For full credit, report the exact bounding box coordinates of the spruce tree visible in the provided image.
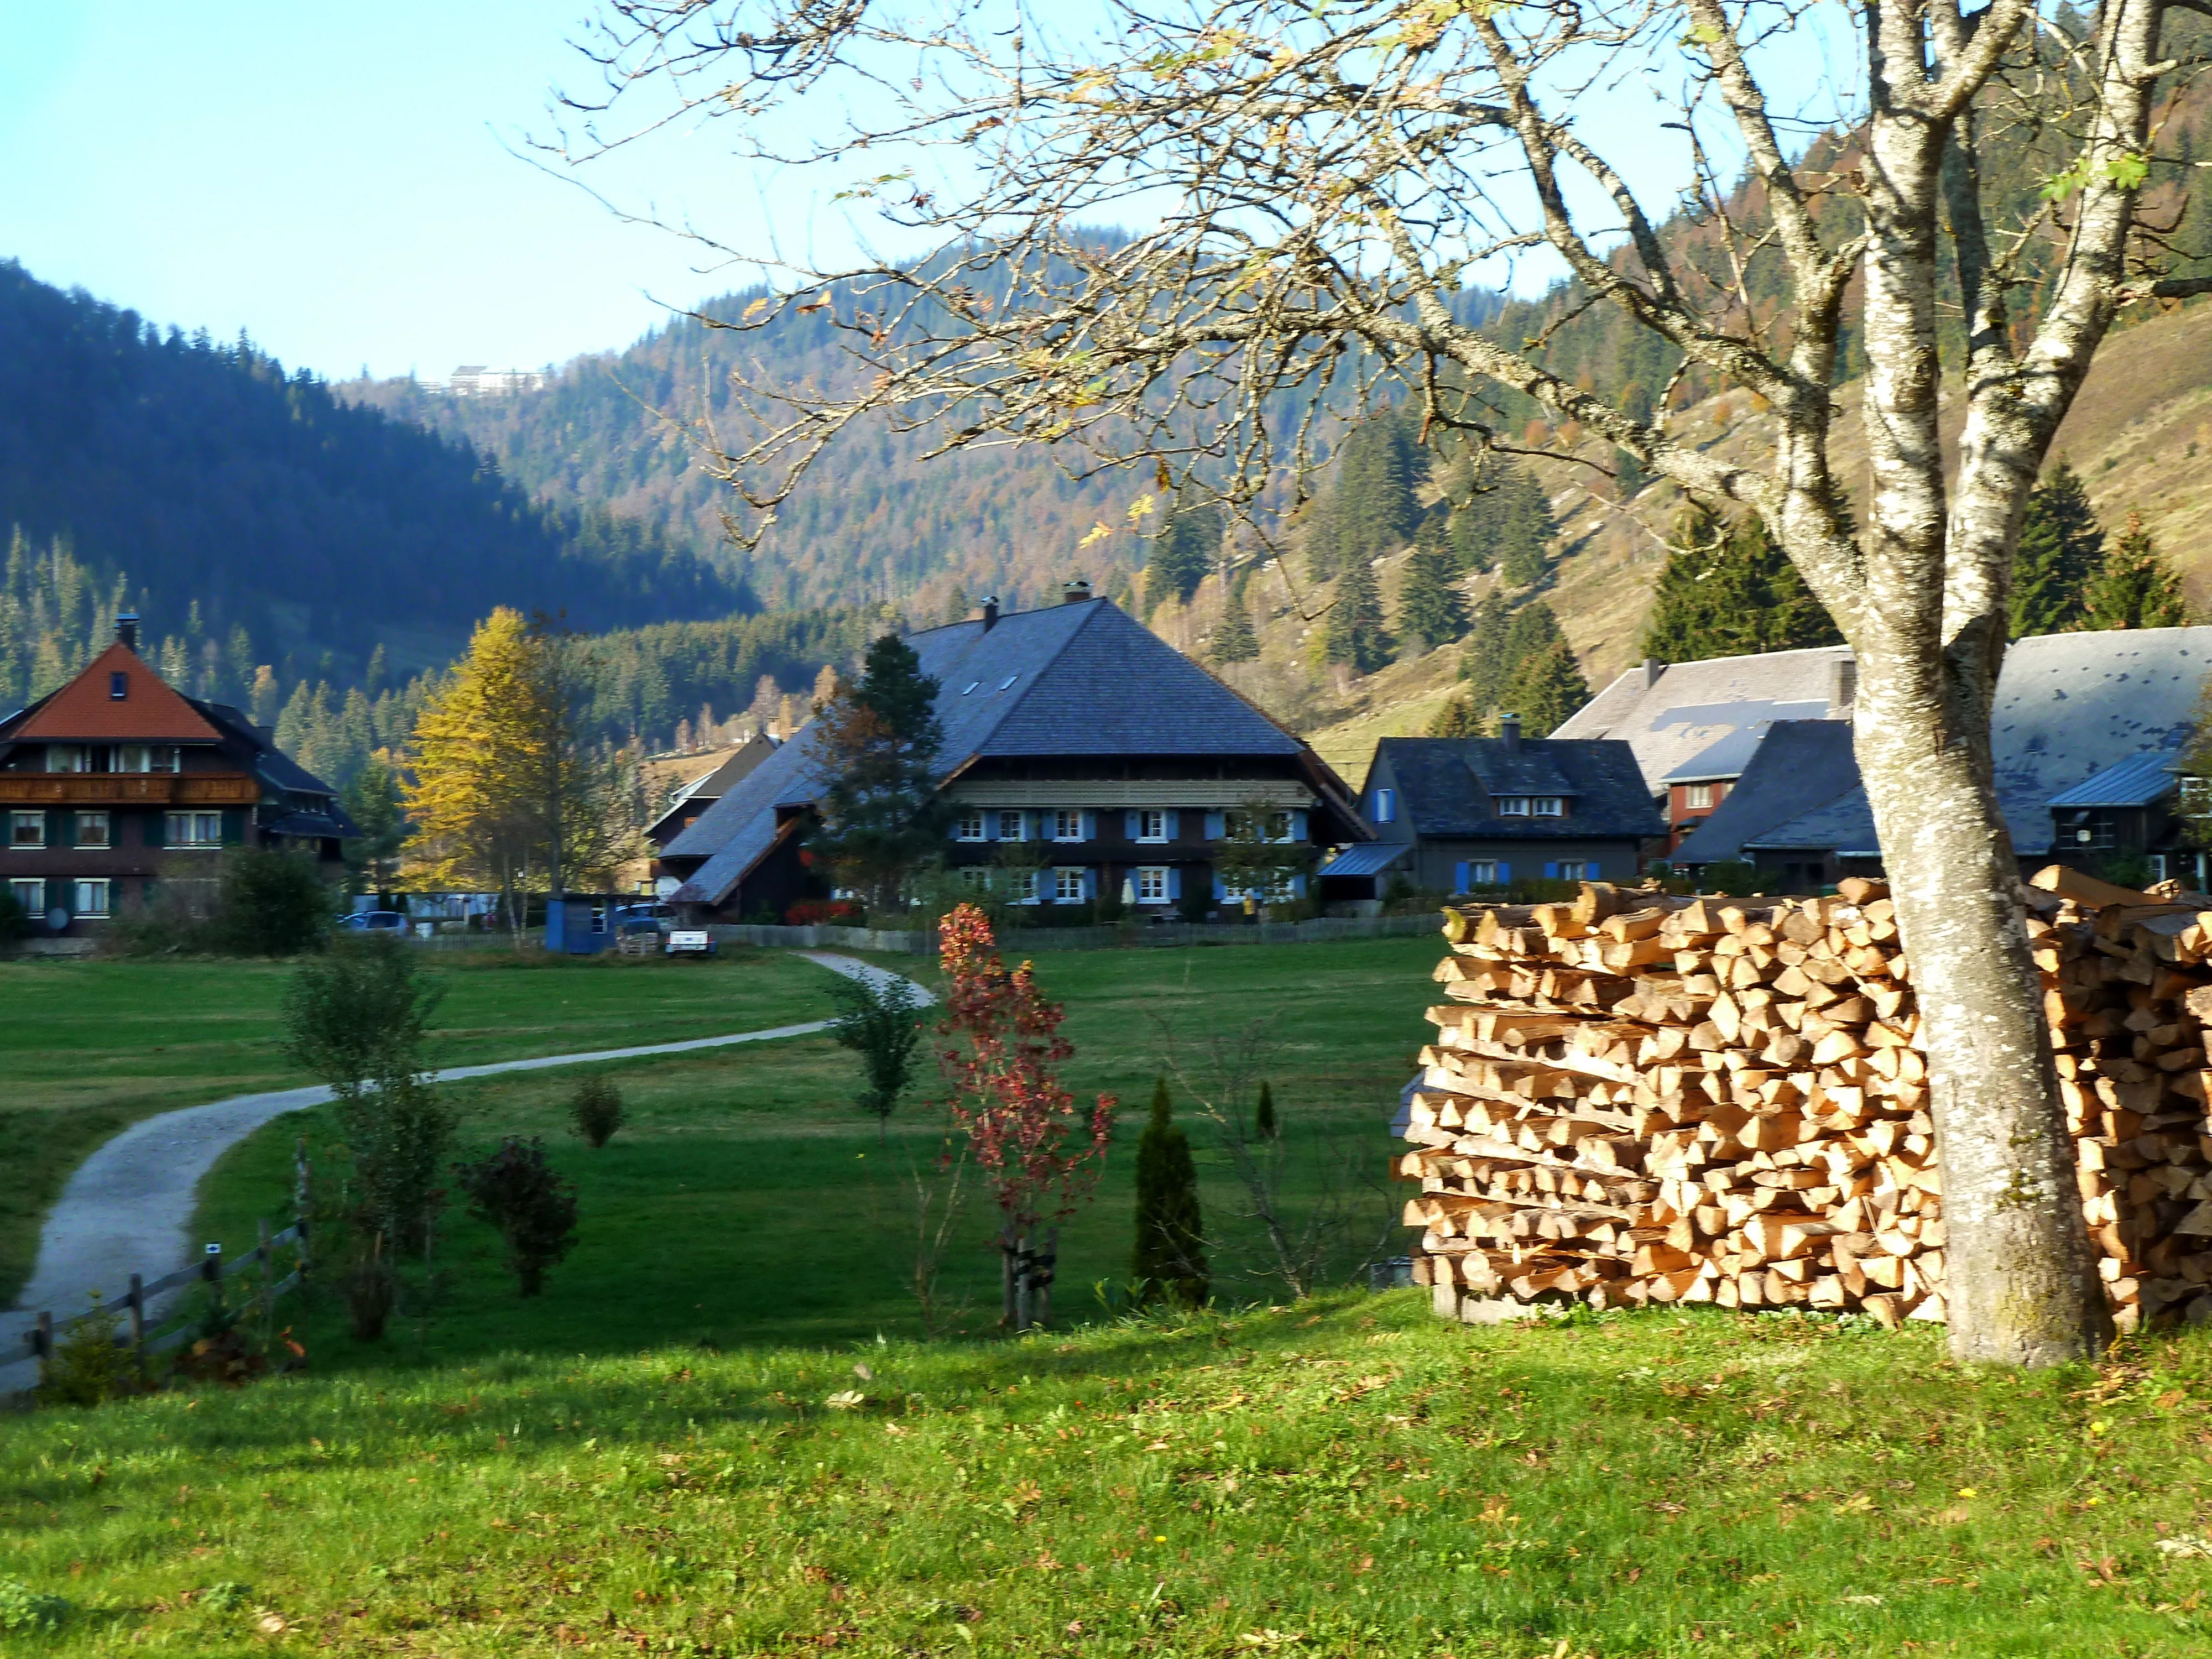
[810,632,950,910]
[1145,496,1221,612]
[1428,694,1482,736]
[1501,638,1591,734]
[1496,469,1557,587]
[1640,504,1841,661]
[1254,1080,1278,1141]
[1324,553,1393,673]
[1131,1077,1208,1307]
[1458,591,1516,717]
[2081,514,2189,629]
[1397,530,1472,650]
[1212,570,1259,663]
[2010,462,2105,638]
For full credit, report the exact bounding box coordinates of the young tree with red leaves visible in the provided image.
[935,903,1115,1331]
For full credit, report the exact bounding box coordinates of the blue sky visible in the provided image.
[0,1,867,381]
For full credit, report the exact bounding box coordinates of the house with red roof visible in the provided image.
[0,615,356,940]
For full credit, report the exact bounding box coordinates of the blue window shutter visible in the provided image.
[46,878,67,917]
[1204,811,1224,840]
[1292,874,1307,898]
[1544,862,1558,879]
[1291,810,1307,842]
[984,813,1000,842]
[1167,867,1182,900]
[1124,810,1140,839]
[1082,811,1096,841]
[1213,874,1227,901]
[1164,810,1179,839]
[1455,861,1469,893]
[1084,868,1098,901]
[1498,860,1511,883]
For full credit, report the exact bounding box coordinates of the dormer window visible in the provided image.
[1495,795,1530,816]
[109,672,129,701]
[1532,796,1565,817]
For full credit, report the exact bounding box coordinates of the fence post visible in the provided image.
[33,1311,52,1384]
[127,1272,145,1371]
[257,1218,273,1328]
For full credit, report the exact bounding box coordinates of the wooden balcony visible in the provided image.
[0,773,259,806]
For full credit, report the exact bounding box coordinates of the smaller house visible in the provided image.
[1352,717,1665,895]
[643,734,779,867]
[2048,751,2198,884]
[0,615,356,938]
[1671,721,1863,888]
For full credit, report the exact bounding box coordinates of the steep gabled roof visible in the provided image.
[1552,644,1854,792]
[1370,736,1665,842]
[668,598,1331,907]
[9,643,224,743]
[1673,722,1861,864]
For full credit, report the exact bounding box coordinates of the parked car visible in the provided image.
[665,928,718,957]
[341,910,408,932]
[613,902,679,933]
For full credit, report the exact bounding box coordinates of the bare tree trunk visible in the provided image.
[1854,710,2112,1363]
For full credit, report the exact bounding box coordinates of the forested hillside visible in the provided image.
[0,261,749,709]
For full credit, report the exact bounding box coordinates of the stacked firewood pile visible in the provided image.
[1401,873,2212,1332]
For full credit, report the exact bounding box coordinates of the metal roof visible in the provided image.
[1319,841,1412,878]
[1552,644,1854,791]
[2046,748,2182,808]
[1662,725,1774,785]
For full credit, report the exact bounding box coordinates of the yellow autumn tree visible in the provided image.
[402,609,641,935]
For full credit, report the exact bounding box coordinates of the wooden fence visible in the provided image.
[708,911,1449,956]
[20,1217,309,1383]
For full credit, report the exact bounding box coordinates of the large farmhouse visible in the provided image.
[0,617,355,938]
[660,587,1368,921]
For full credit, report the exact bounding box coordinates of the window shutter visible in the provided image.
[1164,810,1179,839]
[1204,811,1225,840]
[1167,866,1182,900]
[1498,860,1511,883]
[143,809,164,849]
[1082,811,1097,841]
[1213,873,1227,901]
[1543,862,1558,879]
[222,809,247,846]
[984,812,1000,842]
[1292,874,1307,898]
[1454,861,1470,893]
[1125,811,1140,840]
[46,877,69,917]
[53,810,72,849]
[1291,810,1307,842]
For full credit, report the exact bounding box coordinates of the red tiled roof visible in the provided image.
[14,643,225,743]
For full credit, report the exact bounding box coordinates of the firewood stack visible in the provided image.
[1401,871,2212,1333]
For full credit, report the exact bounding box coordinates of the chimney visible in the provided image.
[1501,712,1522,750]
[1061,577,1093,604]
[1830,655,1858,717]
[116,613,140,652]
[1642,656,1662,688]
[980,595,1000,632]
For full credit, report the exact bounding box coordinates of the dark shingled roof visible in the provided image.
[1370,736,1665,842]
[669,597,1338,907]
[1673,722,1861,865]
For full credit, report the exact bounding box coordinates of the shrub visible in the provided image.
[343,1238,397,1341]
[0,1579,70,1634]
[36,1296,145,1407]
[572,1076,627,1148]
[216,846,336,954]
[0,885,30,942]
[1255,1080,1279,1141]
[827,971,924,1140]
[786,899,864,926]
[1131,1078,1208,1308]
[455,1138,579,1297]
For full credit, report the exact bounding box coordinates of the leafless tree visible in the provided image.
[562,0,2212,1364]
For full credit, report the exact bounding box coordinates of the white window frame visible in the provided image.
[1009,869,1040,905]
[1370,787,1396,824]
[958,865,992,891]
[1052,865,1087,902]
[9,811,44,849]
[1685,784,1714,810]
[1135,865,1169,903]
[8,878,43,914]
[1532,796,1566,818]
[1135,809,1168,843]
[1051,809,1086,843]
[1556,860,1592,882]
[118,744,180,774]
[72,878,111,918]
[954,808,987,842]
[1469,860,1500,885]
[45,745,87,774]
[1494,796,1531,817]
[165,810,223,848]
[996,810,1026,842]
[75,810,111,849]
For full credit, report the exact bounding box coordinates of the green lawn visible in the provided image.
[7,1296,2212,1656]
[188,936,1443,1360]
[12,934,2212,1655]
[0,947,836,1307]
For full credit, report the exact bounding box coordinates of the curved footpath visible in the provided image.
[1,952,927,1396]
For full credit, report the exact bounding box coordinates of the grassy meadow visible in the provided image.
[0,947,836,1308]
[13,932,2212,1655]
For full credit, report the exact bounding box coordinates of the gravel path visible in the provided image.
[1,951,927,1395]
